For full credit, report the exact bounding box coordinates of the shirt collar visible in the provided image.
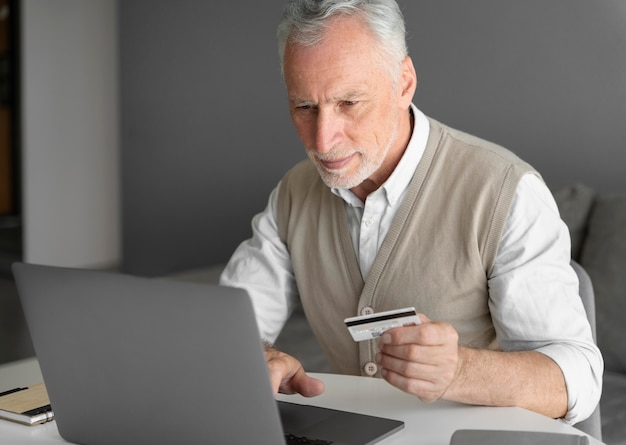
[332,103,430,208]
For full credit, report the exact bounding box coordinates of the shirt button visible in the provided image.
[360,306,374,316]
[363,362,378,376]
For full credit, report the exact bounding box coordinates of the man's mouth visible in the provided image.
[320,153,356,171]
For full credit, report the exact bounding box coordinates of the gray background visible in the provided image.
[120,0,626,276]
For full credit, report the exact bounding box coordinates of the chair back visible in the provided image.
[570,260,602,440]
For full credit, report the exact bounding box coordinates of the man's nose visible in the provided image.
[314,109,343,154]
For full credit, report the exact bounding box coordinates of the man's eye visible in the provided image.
[341,101,357,107]
[296,104,315,111]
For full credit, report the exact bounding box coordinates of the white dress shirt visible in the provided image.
[220,105,603,424]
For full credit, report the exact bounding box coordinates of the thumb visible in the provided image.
[287,368,325,397]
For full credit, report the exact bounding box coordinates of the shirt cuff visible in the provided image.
[535,342,603,424]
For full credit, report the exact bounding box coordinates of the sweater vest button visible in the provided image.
[360,306,374,316]
[363,362,378,376]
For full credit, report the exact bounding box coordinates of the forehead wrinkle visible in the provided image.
[289,86,370,106]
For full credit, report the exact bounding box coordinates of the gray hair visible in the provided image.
[277,0,408,78]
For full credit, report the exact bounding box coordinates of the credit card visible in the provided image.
[344,307,420,342]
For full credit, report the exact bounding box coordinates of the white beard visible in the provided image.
[306,116,399,190]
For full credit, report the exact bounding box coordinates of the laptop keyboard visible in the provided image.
[284,433,333,445]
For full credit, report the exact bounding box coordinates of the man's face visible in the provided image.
[283,16,412,193]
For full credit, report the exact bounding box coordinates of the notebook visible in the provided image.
[12,263,404,445]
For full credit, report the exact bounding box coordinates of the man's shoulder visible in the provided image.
[428,118,537,174]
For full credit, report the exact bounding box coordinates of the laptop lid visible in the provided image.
[13,262,285,444]
[12,263,404,445]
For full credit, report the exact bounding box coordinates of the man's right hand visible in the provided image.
[264,344,325,397]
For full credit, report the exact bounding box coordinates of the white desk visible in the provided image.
[1,357,605,445]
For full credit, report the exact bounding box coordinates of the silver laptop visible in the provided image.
[12,263,404,445]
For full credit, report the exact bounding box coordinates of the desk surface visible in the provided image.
[0,357,604,445]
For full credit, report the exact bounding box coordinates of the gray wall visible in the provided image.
[403,1,626,193]
[120,1,303,275]
[120,0,626,276]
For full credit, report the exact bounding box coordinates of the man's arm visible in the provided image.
[220,185,323,397]
[450,346,567,418]
[488,175,602,422]
[378,175,602,422]
[376,318,568,418]
[220,184,298,343]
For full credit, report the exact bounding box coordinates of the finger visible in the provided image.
[376,349,435,377]
[417,313,431,323]
[380,320,457,348]
[265,348,298,394]
[378,340,459,376]
[376,350,454,403]
[376,344,459,403]
[266,350,325,397]
[380,367,444,403]
[267,356,292,395]
[288,368,325,397]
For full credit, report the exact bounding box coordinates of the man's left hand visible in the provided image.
[375,314,461,402]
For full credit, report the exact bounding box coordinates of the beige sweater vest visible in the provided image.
[277,118,539,376]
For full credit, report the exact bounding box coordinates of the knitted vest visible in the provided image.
[277,118,539,376]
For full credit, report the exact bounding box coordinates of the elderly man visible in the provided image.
[220,0,602,424]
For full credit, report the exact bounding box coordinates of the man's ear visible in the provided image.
[398,56,418,108]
